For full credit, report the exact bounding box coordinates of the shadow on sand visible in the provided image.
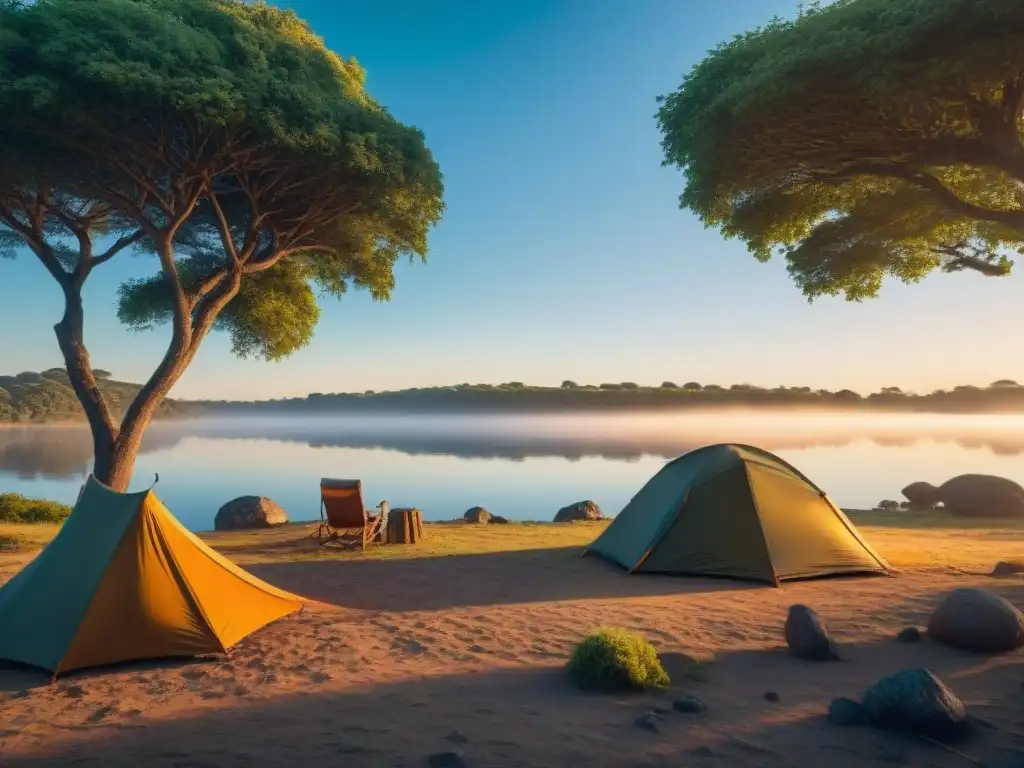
[5,629,1024,768]
[244,546,772,611]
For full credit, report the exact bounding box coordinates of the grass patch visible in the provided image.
[844,507,1024,530]
[0,493,73,524]
[0,533,36,553]
[208,520,611,564]
[567,628,670,692]
[1,513,1021,576]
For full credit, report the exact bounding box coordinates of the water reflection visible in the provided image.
[153,412,1024,460]
[7,413,1024,475]
[4,412,1024,531]
[0,426,184,479]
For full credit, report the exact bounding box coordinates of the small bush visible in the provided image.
[566,628,670,691]
[0,493,73,523]
[0,534,27,552]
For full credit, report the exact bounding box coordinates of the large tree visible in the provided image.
[656,0,1024,300]
[0,0,444,490]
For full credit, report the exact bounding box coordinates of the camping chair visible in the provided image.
[317,478,387,550]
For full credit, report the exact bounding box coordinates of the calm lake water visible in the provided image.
[5,411,1024,532]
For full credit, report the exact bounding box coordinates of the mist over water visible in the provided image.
[4,410,1024,531]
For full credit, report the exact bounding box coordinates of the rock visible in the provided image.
[428,751,468,768]
[860,668,971,742]
[214,496,289,530]
[489,515,509,524]
[937,474,1024,518]
[991,560,1024,577]
[554,500,604,522]
[463,506,491,524]
[927,587,1024,653]
[764,691,780,703]
[901,481,941,508]
[827,696,870,726]
[635,711,661,731]
[896,627,923,643]
[784,604,840,661]
[672,695,707,714]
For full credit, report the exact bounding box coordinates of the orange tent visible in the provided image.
[0,475,302,675]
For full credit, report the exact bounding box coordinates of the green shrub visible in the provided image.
[0,493,73,523]
[0,533,27,552]
[566,628,670,691]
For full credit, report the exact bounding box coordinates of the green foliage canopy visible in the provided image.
[0,0,444,361]
[657,0,1024,300]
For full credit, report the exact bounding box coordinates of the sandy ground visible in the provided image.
[1,522,1024,767]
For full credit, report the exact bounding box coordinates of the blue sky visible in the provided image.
[3,0,1023,400]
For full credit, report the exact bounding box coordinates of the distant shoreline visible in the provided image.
[11,402,1024,427]
[8,371,1024,424]
[191,401,1024,417]
[188,381,1024,416]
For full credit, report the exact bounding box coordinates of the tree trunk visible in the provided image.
[53,281,192,492]
[53,285,123,488]
[53,236,242,493]
[91,436,138,493]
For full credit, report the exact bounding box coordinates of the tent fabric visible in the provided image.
[0,476,302,675]
[586,443,890,585]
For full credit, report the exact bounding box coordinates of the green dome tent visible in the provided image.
[585,444,890,586]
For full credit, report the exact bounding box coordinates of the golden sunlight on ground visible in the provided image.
[1,516,1023,767]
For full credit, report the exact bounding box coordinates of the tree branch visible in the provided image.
[39,191,96,285]
[93,228,146,267]
[1001,75,1024,132]
[930,244,1011,277]
[204,188,241,266]
[0,196,71,286]
[114,268,242,468]
[831,162,1024,227]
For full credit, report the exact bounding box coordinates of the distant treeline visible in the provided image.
[193,379,1024,415]
[9,373,1024,423]
[0,369,191,424]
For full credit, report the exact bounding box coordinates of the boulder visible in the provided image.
[901,481,941,508]
[489,515,509,524]
[927,587,1024,653]
[784,604,839,661]
[635,711,661,731]
[860,668,971,742]
[827,697,870,727]
[896,627,923,643]
[463,506,491,524]
[214,496,289,531]
[991,560,1024,577]
[937,474,1024,518]
[553,500,604,522]
[672,695,707,714]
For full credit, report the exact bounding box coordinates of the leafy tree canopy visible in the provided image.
[0,0,444,487]
[0,0,443,357]
[657,0,1024,300]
